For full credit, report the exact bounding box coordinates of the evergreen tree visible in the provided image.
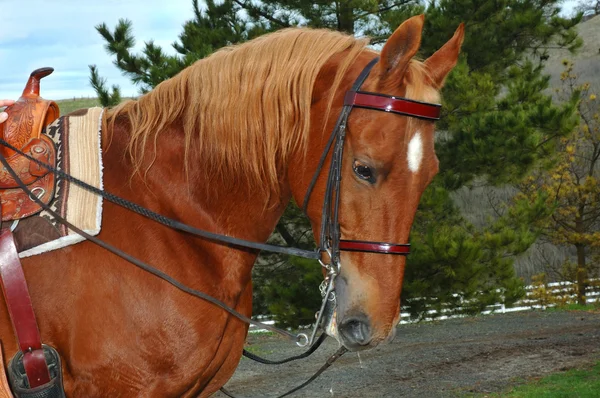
[234,0,423,34]
[89,65,122,106]
[89,0,263,105]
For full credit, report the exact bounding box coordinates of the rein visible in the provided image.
[0,55,443,396]
[220,346,348,398]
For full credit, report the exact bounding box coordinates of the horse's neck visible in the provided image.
[102,116,290,275]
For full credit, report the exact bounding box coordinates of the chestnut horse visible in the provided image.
[0,15,463,397]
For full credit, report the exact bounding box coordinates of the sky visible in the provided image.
[0,0,580,100]
[0,0,193,100]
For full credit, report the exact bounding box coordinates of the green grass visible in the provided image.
[480,362,600,398]
[56,97,101,116]
[545,302,600,312]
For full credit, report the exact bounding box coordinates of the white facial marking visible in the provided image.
[407,132,423,173]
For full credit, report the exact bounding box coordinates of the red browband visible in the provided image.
[345,91,441,121]
[339,240,410,255]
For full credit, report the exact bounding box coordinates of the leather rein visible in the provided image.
[0,56,442,397]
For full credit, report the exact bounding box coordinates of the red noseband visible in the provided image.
[339,240,410,255]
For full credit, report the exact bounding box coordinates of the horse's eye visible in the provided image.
[353,160,376,183]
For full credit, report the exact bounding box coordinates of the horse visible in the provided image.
[0,14,463,397]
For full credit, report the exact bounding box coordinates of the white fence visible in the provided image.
[250,279,600,332]
[399,279,600,324]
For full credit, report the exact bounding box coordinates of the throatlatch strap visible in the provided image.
[0,229,50,388]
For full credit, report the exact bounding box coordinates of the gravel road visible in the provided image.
[215,310,600,397]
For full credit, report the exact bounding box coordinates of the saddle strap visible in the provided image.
[0,229,50,388]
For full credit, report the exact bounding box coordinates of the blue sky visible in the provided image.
[1,0,192,100]
[0,0,579,100]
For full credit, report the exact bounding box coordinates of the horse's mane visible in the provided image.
[107,29,439,198]
[106,28,369,195]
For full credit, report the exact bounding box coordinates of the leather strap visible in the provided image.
[339,239,410,255]
[0,228,50,388]
[344,91,441,120]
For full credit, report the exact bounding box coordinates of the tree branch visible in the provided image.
[233,0,290,27]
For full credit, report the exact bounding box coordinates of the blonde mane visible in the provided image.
[107,28,370,194]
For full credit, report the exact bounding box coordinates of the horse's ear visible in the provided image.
[378,15,425,81]
[424,23,465,88]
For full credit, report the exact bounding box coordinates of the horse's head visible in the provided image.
[292,16,464,351]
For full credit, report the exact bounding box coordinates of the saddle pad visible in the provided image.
[13,107,104,258]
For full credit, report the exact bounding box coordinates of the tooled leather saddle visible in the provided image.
[0,67,58,222]
[0,69,65,397]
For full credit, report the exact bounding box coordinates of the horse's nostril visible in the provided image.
[339,315,371,347]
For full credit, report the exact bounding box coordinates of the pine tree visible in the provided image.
[234,0,423,34]
[89,0,263,105]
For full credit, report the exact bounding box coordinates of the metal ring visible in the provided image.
[296,333,309,348]
[29,187,45,201]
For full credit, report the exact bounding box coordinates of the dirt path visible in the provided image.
[215,310,600,397]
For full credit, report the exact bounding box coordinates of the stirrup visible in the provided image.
[7,345,66,398]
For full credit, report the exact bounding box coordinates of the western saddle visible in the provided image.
[0,69,63,398]
[0,67,58,222]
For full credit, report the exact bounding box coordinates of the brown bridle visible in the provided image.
[301,56,442,347]
[303,57,441,264]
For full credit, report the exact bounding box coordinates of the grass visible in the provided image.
[478,362,600,398]
[545,302,600,312]
[56,97,101,116]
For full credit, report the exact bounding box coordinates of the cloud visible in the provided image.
[0,0,192,100]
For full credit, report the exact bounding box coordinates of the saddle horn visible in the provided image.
[22,67,55,97]
[0,67,60,158]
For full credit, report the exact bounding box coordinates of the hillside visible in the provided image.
[545,14,600,88]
